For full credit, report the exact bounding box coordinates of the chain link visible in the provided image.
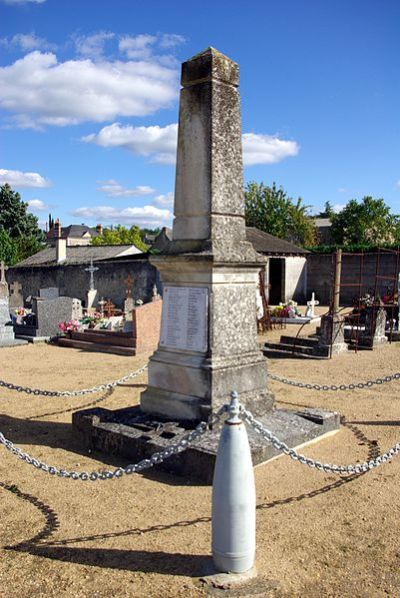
[268,371,400,392]
[0,406,227,481]
[0,364,148,398]
[241,406,400,475]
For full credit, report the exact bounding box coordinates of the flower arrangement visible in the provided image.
[58,319,80,334]
[80,311,103,326]
[272,301,302,318]
[14,307,27,316]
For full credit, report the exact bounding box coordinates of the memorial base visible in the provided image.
[72,405,340,484]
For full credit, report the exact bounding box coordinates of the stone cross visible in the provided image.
[0,261,8,284]
[85,259,99,291]
[124,274,134,297]
[306,292,319,318]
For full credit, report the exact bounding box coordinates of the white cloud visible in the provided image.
[27,198,50,211]
[1,0,46,4]
[98,179,155,198]
[159,34,186,49]
[118,33,185,60]
[396,180,400,188]
[242,133,299,165]
[0,50,178,128]
[71,205,172,228]
[72,31,115,60]
[0,168,52,187]
[83,123,178,164]
[153,192,174,207]
[119,34,157,60]
[83,123,299,167]
[1,32,54,52]
[332,204,346,213]
[338,187,349,193]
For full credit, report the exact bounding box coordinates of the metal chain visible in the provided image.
[0,406,227,481]
[268,371,400,392]
[0,364,148,398]
[241,406,400,475]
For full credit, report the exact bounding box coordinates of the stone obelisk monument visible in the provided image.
[74,47,339,482]
[140,48,273,422]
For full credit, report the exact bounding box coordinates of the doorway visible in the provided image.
[269,258,285,304]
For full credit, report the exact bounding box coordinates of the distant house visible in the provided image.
[46,219,103,246]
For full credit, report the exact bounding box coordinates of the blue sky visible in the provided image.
[1,0,399,231]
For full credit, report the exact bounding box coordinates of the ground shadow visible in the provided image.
[346,419,400,427]
[11,543,210,576]
[0,411,133,469]
[2,470,365,576]
[27,388,115,420]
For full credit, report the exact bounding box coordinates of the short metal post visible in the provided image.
[211,391,256,573]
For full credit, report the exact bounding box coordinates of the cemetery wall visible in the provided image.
[307,252,400,305]
[7,258,160,308]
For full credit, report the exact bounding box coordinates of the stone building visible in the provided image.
[7,240,159,309]
[7,224,309,309]
[245,227,309,304]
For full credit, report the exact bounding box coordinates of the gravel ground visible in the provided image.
[1,317,400,597]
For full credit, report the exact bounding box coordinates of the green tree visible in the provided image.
[244,181,316,246]
[330,196,399,245]
[315,201,335,219]
[0,183,45,265]
[91,224,148,252]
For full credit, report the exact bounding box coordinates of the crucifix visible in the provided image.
[124,274,134,297]
[0,261,8,284]
[85,259,99,291]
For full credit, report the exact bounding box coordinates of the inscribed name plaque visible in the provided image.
[160,286,208,352]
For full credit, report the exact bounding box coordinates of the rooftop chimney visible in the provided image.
[55,219,66,262]
[96,224,103,235]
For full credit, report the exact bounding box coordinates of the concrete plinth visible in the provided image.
[140,257,273,422]
[316,314,348,356]
[73,405,339,484]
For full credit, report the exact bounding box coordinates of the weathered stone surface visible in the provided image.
[141,257,271,421]
[172,48,260,263]
[33,296,82,337]
[39,287,59,299]
[73,405,340,484]
[316,314,348,356]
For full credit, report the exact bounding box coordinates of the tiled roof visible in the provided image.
[245,227,309,255]
[12,244,143,268]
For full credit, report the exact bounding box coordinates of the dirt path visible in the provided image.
[1,333,400,597]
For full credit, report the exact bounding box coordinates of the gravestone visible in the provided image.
[73,48,339,481]
[0,262,26,346]
[15,296,82,338]
[40,287,59,300]
[9,281,23,310]
[35,296,82,336]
